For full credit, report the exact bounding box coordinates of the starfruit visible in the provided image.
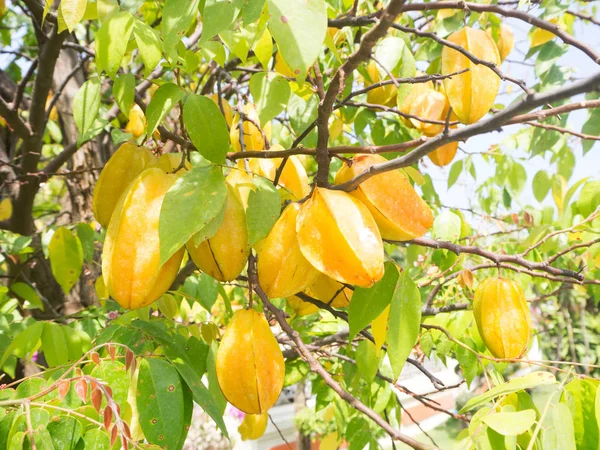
[244,145,311,201]
[226,166,256,210]
[335,154,433,241]
[428,141,458,167]
[296,187,384,287]
[257,203,320,298]
[488,23,514,62]
[152,153,191,174]
[286,295,319,316]
[187,185,250,282]
[473,277,532,359]
[230,104,272,152]
[530,18,564,49]
[208,93,233,126]
[216,309,285,414]
[365,60,398,107]
[239,413,268,441]
[307,273,352,308]
[46,92,59,122]
[102,168,185,309]
[442,27,500,124]
[409,89,450,137]
[125,104,147,138]
[398,76,434,121]
[92,142,155,228]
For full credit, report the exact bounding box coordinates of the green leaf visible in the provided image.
[582,109,600,154]
[95,11,134,78]
[448,159,463,189]
[145,83,184,139]
[41,322,69,367]
[387,272,421,379]
[460,372,557,413]
[159,166,227,265]
[578,181,600,218]
[553,403,577,450]
[48,227,83,294]
[564,378,600,449]
[267,0,327,80]
[533,170,551,202]
[455,338,478,388]
[79,429,111,450]
[253,29,273,70]
[355,340,379,383]
[348,262,399,339]
[198,42,226,68]
[192,201,226,246]
[47,416,82,450]
[131,321,228,437]
[162,0,200,56]
[535,42,567,77]
[133,20,163,75]
[201,0,244,42]
[206,342,227,414]
[246,177,281,245]
[433,210,461,242]
[250,73,291,126]
[182,95,230,163]
[373,36,406,78]
[138,358,186,450]
[10,282,43,310]
[508,163,526,195]
[242,0,265,23]
[481,410,536,436]
[0,322,43,368]
[75,222,95,263]
[58,0,87,32]
[73,77,101,136]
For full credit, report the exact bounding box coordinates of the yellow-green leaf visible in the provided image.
[48,227,84,294]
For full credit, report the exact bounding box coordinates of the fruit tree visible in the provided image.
[1,0,600,448]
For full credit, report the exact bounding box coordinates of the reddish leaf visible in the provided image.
[110,424,118,446]
[511,213,519,225]
[74,379,88,403]
[108,345,116,362]
[105,385,113,399]
[91,351,101,365]
[104,406,113,430]
[125,350,134,372]
[92,387,103,413]
[57,380,70,400]
[122,422,131,439]
[121,436,129,450]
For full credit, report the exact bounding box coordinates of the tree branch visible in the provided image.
[333,71,600,191]
[314,0,409,187]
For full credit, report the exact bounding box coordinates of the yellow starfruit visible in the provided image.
[187,185,250,282]
[296,187,384,287]
[335,154,433,241]
[257,203,320,298]
[442,27,501,124]
[216,309,285,414]
[102,168,185,309]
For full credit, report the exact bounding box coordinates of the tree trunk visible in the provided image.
[51,44,106,313]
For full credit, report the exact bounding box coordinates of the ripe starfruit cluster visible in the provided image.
[255,155,433,305]
[473,277,532,359]
[94,142,193,310]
